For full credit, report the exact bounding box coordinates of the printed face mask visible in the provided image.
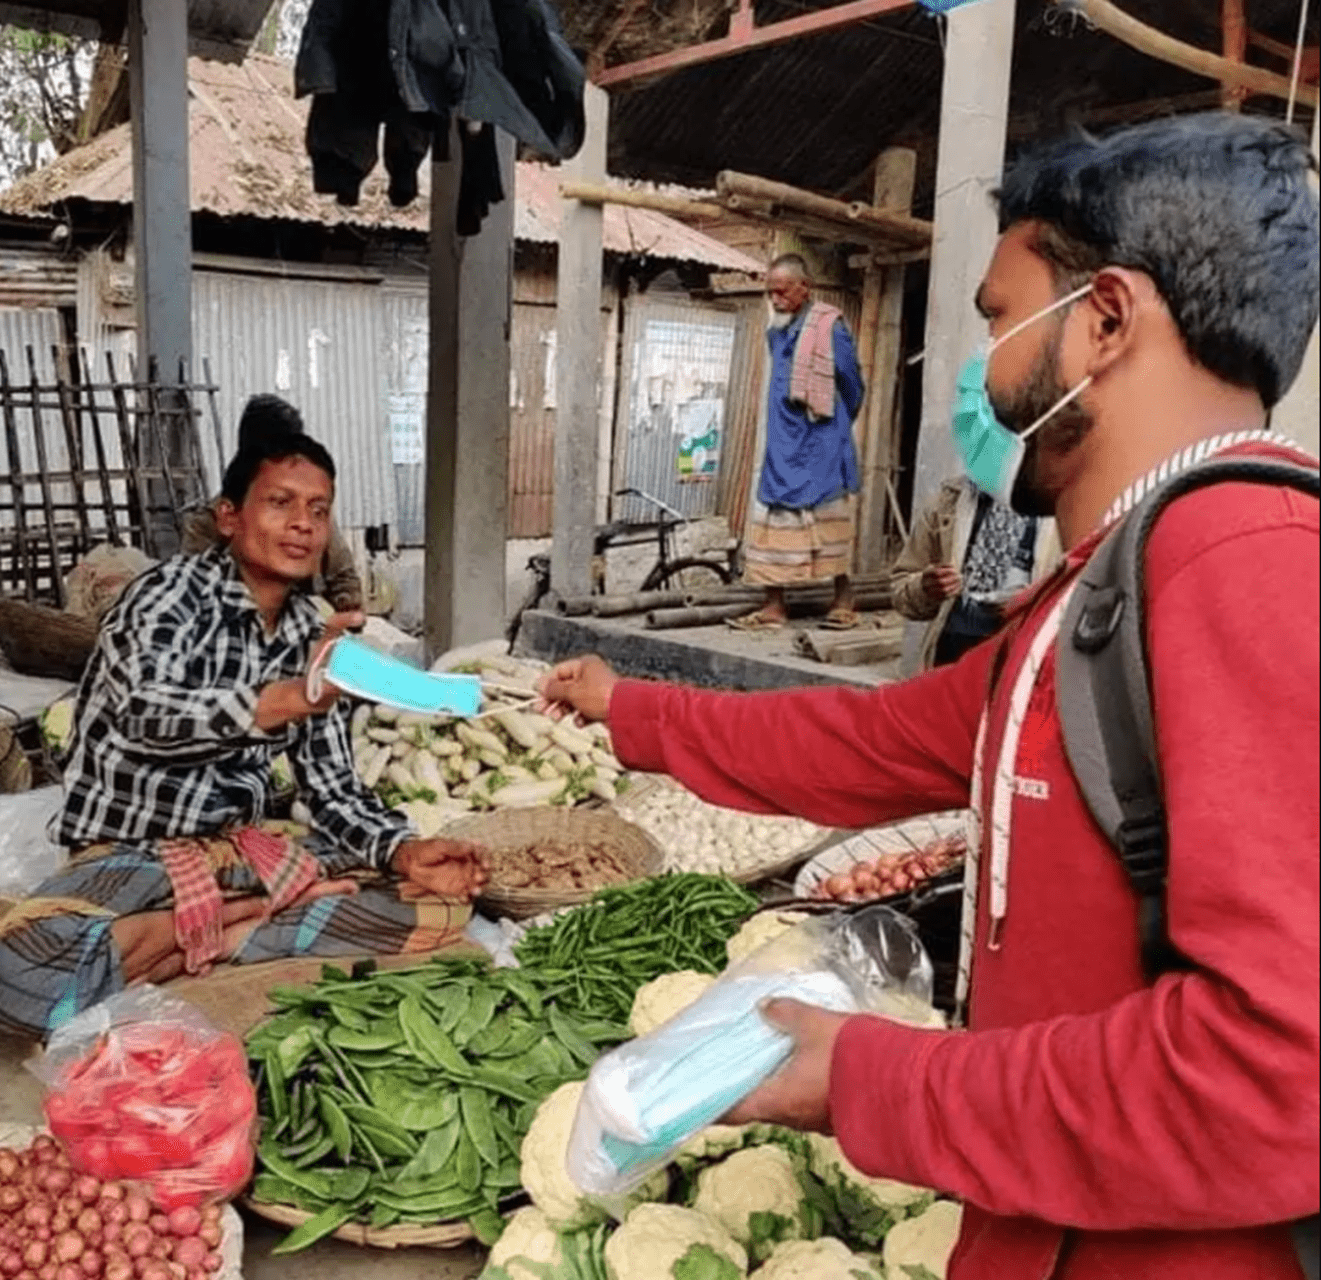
[952,283,1094,507]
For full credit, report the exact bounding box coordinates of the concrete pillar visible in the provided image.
[127,0,191,381]
[902,0,1015,674]
[1270,109,1319,456]
[424,129,515,661]
[551,83,609,600]
[912,0,1016,514]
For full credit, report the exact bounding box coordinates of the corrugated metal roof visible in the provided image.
[0,0,271,61]
[0,55,762,272]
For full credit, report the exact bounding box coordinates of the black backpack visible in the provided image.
[1056,455,1320,1279]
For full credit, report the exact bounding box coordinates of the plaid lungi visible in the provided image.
[743,493,857,586]
[0,823,468,1040]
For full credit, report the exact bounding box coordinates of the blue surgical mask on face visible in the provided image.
[952,284,1095,507]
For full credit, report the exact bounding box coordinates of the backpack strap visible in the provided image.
[1057,457,1320,979]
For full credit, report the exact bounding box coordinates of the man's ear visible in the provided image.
[1083,267,1144,377]
[214,497,240,540]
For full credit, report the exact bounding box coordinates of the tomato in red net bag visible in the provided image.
[28,987,257,1210]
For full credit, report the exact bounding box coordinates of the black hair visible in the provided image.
[997,112,1319,407]
[221,395,335,505]
[236,394,305,452]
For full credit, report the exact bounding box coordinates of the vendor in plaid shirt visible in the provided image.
[0,414,486,1039]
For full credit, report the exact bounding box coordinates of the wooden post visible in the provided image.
[424,128,516,660]
[904,0,1015,673]
[1270,110,1320,456]
[854,148,916,576]
[1220,0,1248,110]
[551,83,609,600]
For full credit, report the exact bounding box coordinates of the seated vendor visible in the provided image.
[0,422,486,1040]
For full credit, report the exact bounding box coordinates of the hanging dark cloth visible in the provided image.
[294,0,585,232]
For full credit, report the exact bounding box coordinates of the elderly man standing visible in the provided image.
[733,253,866,630]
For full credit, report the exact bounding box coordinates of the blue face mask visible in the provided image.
[952,284,1094,507]
[307,634,482,717]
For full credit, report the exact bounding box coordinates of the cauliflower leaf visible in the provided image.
[672,1243,744,1280]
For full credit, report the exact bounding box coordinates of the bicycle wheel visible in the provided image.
[642,556,732,593]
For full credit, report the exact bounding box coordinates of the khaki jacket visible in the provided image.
[890,478,1060,671]
[181,502,363,613]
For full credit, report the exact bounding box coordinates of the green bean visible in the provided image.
[271,1203,354,1255]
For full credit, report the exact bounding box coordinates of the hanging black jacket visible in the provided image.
[294,0,585,231]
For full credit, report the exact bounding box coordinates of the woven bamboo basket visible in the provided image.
[0,598,97,681]
[448,807,664,920]
[242,1197,477,1250]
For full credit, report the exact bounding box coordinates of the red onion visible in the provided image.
[144,1246,168,1265]
[51,1236,82,1265]
[78,1254,101,1279]
[144,1224,167,1245]
[104,1264,132,1280]
[192,1231,218,1255]
[56,1265,81,1280]
[166,1243,201,1273]
[122,1204,148,1231]
[21,1245,46,1271]
[199,1258,219,1275]
[48,1222,68,1240]
[162,1212,197,1242]
[73,1215,100,1241]
[73,1184,99,1211]
[2,1253,23,1277]
[37,1266,55,1280]
[21,1208,49,1231]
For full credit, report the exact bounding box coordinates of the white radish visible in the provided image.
[477,749,506,770]
[488,779,566,808]
[390,739,413,760]
[350,704,372,739]
[456,723,507,757]
[493,710,540,750]
[460,758,482,782]
[385,762,415,793]
[429,737,463,758]
[550,722,594,755]
[373,706,400,724]
[413,753,446,796]
[367,726,401,744]
[362,745,392,789]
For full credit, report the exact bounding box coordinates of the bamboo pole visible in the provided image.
[561,180,934,254]
[24,347,65,607]
[0,351,36,600]
[78,348,123,548]
[716,171,932,249]
[1058,0,1318,107]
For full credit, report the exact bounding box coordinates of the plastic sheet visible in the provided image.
[28,987,258,1209]
[567,906,937,1194]
[0,787,66,898]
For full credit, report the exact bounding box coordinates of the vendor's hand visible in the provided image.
[921,565,962,606]
[254,610,367,730]
[722,998,848,1134]
[535,655,618,724]
[392,838,489,900]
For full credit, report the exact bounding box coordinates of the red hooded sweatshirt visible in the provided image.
[607,441,1319,1279]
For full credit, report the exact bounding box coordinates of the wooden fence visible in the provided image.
[0,347,214,606]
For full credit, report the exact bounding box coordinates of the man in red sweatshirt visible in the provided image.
[538,113,1319,1279]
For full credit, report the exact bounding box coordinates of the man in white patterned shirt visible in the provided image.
[0,422,485,1039]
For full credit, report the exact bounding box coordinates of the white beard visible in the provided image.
[767,309,795,330]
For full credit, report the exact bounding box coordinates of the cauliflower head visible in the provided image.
[882,1200,962,1280]
[756,1238,883,1279]
[805,1135,934,1213]
[629,970,717,1037]
[485,1207,561,1280]
[520,1082,667,1231]
[692,1145,804,1249]
[677,1123,752,1164]
[604,1204,747,1280]
[724,912,808,966]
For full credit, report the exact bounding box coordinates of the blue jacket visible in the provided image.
[758,310,865,510]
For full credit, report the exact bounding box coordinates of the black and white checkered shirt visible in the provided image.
[57,546,411,869]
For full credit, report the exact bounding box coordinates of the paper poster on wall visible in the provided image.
[676,398,723,478]
[388,392,424,465]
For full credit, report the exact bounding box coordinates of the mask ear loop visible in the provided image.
[988,282,1094,354]
[305,635,338,705]
[1019,374,1094,442]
